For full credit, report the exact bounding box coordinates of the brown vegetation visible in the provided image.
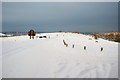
[84,32,120,43]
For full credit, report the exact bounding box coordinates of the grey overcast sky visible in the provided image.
[2,2,118,32]
[2,0,120,2]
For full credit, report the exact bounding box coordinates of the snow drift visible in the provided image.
[2,32,118,78]
[0,33,5,37]
[0,33,2,79]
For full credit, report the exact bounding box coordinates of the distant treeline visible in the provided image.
[2,32,27,36]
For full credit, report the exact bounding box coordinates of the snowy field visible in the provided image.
[1,32,118,78]
[0,37,2,79]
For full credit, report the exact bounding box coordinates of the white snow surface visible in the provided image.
[2,32,118,78]
[0,33,5,36]
[0,38,2,79]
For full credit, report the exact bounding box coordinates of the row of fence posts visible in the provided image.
[63,39,103,51]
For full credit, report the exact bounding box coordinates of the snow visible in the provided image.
[0,40,1,79]
[0,33,5,36]
[2,32,118,78]
[0,33,13,37]
[0,33,2,79]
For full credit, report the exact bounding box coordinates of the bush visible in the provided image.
[94,34,98,39]
[114,34,120,42]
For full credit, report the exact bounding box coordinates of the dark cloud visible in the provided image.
[2,2,118,32]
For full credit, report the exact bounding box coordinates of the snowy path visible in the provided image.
[2,33,118,78]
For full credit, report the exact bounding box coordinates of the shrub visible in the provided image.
[94,34,98,39]
[114,34,120,42]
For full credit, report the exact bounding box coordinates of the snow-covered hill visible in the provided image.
[2,32,118,78]
[0,33,5,37]
[0,33,13,37]
[0,33,2,79]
